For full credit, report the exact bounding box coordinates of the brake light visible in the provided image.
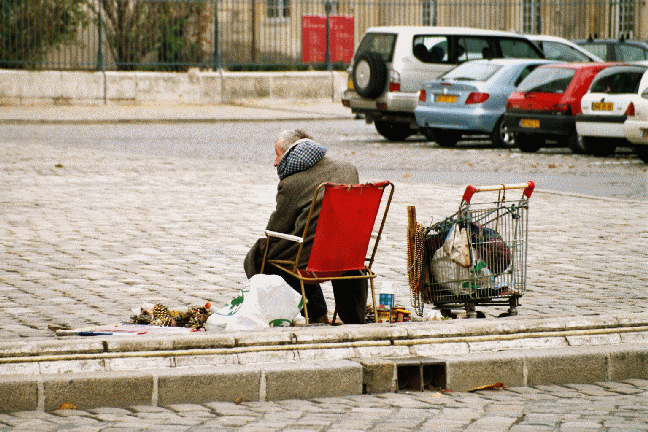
[419,90,426,102]
[389,70,401,92]
[505,101,513,110]
[553,103,572,115]
[626,102,635,116]
[465,92,489,104]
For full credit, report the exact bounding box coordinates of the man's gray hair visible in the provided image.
[276,129,312,152]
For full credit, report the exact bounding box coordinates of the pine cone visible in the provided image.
[131,309,152,324]
[153,303,171,320]
[152,316,176,327]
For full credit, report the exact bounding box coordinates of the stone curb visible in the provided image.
[0,113,353,125]
[1,343,648,413]
[2,312,646,360]
[1,313,648,412]
[0,101,354,124]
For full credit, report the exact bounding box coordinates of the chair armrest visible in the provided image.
[265,230,303,243]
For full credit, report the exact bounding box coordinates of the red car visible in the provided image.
[504,63,613,153]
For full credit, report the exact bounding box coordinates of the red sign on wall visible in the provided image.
[302,16,354,64]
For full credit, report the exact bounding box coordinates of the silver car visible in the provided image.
[414,59,557,147]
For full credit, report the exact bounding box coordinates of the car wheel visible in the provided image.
[352,52,387,99]
[434,129,461,147]
[490,116,514,147]
[515,134,543,153]
[563,131,586,154]
[582,136,617,157]
[635,146,648,163]
[421,127,435,141]
[374,120,414,141]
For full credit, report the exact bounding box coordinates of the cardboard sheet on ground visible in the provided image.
[206,274,302,331]
[55,324,197,336]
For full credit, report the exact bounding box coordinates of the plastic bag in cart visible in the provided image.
[444,224,471,268]
[431,225,495,296]
[469,223,511,274]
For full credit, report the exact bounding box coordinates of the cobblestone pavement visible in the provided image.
[2,380,648,431]
[2,105,648,425]
[1,135,648,339]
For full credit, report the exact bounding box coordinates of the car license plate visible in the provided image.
[520,119,540,128]
[436,94,457,103]
[592,102,613,111]
[642,129,648,139]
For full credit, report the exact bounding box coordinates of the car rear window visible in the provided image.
[516,67,575,93]
[412,36,449,63]
[590,70,647,94]
[615,44,648,61]
[500,39,543,59]
[540,41,593,62]
[456,37,494,62]
[578,43,607,60]
[442,63,502,81]
[356,33,397,63]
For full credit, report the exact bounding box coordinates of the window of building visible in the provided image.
[421,0,437,26]
[617,0,634,37]
[267,0,290,19]
[522,0,541,34]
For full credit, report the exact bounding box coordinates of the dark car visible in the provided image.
[574,36,648,62]
[504,63,612,153]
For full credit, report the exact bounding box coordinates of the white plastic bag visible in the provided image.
[443,224,471,268]
[432,227,495,296]
[205,274,303,331]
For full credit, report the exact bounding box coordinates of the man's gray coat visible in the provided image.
[244,156,359,277]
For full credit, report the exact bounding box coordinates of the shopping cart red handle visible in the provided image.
[462,181,535,203]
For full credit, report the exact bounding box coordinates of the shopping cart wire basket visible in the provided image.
[407,181,534,318]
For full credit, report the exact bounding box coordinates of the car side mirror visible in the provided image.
[642,89,648,99]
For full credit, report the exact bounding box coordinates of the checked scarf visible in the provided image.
[276,139,327,180]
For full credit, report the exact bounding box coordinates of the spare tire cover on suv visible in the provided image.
[352,52,387,99]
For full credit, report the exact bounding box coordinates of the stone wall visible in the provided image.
[0,69,347,106]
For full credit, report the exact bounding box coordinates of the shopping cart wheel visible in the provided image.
[465,302,477,318]
[506,295,521,316]
[440,308,457,319]
[497,296,522,317]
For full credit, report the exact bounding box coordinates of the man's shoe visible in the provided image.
[309,314,331,325]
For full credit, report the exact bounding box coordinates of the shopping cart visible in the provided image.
[407,181,534,318]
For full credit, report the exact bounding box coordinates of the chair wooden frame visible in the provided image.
[260,181,394,324]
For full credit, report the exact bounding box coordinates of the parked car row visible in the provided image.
[341,26,648,163]
[416,60,648,163]
[342,26,547,141]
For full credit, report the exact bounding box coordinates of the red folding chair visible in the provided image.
[260,181,394,324]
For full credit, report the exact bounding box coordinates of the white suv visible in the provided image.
[341,26,544,141]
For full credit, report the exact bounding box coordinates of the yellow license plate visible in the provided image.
[520,119,540,128]
[436,94,457,103]
[592,102,613,111]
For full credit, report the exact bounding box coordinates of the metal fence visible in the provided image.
[0,0,641,71]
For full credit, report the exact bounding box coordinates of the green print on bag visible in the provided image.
[219,285,249,316]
